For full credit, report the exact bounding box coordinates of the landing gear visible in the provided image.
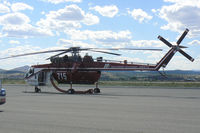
[94,88,100,93]
[93,82,100,94]
[67,89,75,94]
[67,82,75,94]
[35,86,41,93]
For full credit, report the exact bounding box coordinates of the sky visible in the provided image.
[0,0,200,70]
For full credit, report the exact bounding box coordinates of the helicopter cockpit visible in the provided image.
[25,67,34,78]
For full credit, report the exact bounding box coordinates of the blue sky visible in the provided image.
[0,0,200,70]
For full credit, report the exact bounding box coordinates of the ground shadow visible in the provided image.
[22,91,99,95]
[22,91,64,95]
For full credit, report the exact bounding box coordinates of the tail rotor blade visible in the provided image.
[158,36,173,48]
[179,49,194,62]
[177,28,189,45]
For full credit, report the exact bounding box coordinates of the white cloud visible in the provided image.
[9,40,20,44]
[11,2,34,12]
[0,12,30,25]
[128,9,153,23]
[131,40,164,48]
[37,18,81,31]
[37,5,99,31]
[151,9,157,13]
[0,45,50,69]
[43,0,82,4]
[2,24,54,38]
[0,45,39,60]
[2,1,11,7]
[90,5,118,18]
[82,13,99,25]
[0,4,10,13]
[65,29,132,44]
[48,5,84,21]
[158,0,200,37]
[188,40,200,46]
[57,39,95,48]
[0,12,53,38]
[163,0,200,5]
[166,55,199,70]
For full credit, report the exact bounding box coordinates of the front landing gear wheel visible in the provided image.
[67,89,75,94]
[35,86,41,93]
[94,88,100,93]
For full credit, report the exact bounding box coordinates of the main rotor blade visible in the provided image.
[158,35,173,48]
[177,29,189,45]
[46,51,70,60]
[0,49,68,60]
[120,48,162,51]
[79,48,92,51]
[95,48,162,51]
[179,49,194,62]
[88,50,121,56]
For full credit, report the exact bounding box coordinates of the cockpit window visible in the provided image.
[25,67,34,78]
[28,68,34,74]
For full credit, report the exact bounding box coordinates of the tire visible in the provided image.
[94,88,100,93]
[68,89,75,94]
[35,87,41,93]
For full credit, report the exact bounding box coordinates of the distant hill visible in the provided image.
[0,69,5,72]
[0,66,30,79]
[10,65,30,73]
[100,70,200,81]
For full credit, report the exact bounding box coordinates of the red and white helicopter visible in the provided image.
[0,29,194,94]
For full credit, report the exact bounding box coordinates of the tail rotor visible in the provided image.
[158,28,194,62]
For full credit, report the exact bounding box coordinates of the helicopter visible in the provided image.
[0,29,194,94]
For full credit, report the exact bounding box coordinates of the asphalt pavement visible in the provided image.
[0,84,200,133]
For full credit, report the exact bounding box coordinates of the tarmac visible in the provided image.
[0,84,200,133]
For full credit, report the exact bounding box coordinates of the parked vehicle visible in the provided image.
[0,80,6,105]
[0,88,6,105]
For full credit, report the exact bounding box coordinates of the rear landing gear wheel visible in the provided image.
[67,89,75,94]
[94,82,100,93]
[94,88,100,93]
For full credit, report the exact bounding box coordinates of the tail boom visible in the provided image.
[155,48,176,70]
